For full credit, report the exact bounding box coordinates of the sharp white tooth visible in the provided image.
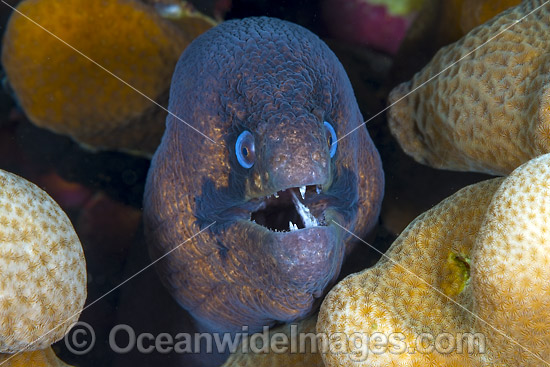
[300,186,306,200]
[291,190,319,228]
[316,185,321,194]
[289,221,298,231]
[274,192,279,198]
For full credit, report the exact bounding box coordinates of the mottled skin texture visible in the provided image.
[144,17,384,332]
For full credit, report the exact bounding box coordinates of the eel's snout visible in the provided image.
[263,124,331,190]
[267,150,329,189]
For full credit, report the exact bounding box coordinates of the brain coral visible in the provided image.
[1,0,210,156]
[317,152,550,366]
[0,169,86,353]
[388,0,550,175]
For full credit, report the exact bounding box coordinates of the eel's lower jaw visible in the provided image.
[247,185,330,234]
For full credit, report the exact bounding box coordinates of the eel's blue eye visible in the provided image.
[235,130,255,168]
[324,121,337,158]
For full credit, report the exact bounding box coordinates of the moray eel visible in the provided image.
[143,16,384,332]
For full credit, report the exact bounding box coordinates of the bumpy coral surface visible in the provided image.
[1,0,202,156]
[318,152,550,366]
[222,315,323,367]
[0,169,86,352]
[472,153,550,365]
[0,347,71,367]
[388,0,550,175]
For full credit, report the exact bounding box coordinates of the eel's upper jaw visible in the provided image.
[248,184,330,233]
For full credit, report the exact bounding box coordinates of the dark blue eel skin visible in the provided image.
[143,17,384,332]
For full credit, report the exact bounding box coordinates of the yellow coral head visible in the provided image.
[0,170,86,353]
[318,152,550,366]
[1,0,191,156]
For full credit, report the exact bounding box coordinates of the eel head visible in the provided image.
[144,16,384,332]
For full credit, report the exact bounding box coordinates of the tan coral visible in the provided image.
[222,315,324,367]
[0,347,72,367]
[388,0,550,175]
[1,0,214,157]
[0,169,86,353]
[317,152,550,366]
[472,153,550,364]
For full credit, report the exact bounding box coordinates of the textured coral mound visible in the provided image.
[1,0,211,156]
[0,347,72,367]
[318,152,550,366]
[0,169,86,352]
[388,0,550,175]
[222,315,323,367]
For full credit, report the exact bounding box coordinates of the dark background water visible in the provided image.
[0,0,492,366]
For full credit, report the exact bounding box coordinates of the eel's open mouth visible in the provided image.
[250,185,328,232]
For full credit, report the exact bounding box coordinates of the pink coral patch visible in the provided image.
[322,0,414,54]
